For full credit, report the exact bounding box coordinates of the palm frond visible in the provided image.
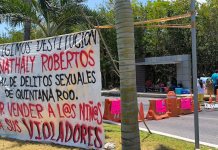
[0,0,92,37]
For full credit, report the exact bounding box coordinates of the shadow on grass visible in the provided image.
[0,141,24,150]
[105,129,114,132]
[155,144,175,150]
[141,133,151,142]
[0,136,82,150]
[105,129,120,133]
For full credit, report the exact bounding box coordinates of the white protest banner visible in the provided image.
[0,29,104,149]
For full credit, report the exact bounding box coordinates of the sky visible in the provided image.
[0,0,206,35]
[86,0,206,9]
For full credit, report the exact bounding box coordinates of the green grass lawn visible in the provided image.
[104,123,215,150]
[0,123,216,150]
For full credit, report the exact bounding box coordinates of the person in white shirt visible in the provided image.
[197,79,204,105]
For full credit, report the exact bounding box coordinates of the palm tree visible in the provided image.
[114,0,141,149]
[0,0,89,38]
[23,0,31,40]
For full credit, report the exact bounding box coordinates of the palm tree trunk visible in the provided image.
[114,0,141,149]
[23,19,31,41]
[23,0,31,41]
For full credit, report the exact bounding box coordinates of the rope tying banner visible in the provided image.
[95,13,192,29]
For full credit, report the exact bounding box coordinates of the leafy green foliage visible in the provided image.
[197,0,218,75]
[0,0,91,37]
[96,0,218,88]
[0,29,23,44]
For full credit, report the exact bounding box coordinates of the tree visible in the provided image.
[0,29,23,44]
[23,0,31,40]
[0,0,89,38]
[114,0,140,149]
[197,0,218,74]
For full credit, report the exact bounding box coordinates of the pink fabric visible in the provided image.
[181,98,191,110]
[111,99,121,114]
[156,99,167,113]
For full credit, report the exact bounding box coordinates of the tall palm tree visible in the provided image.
[0,0,88,38]
[114,0,141,149]
[23,0,31,40]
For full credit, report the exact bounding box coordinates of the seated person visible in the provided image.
[169,77,177,91]
[206,78,214,95]
[145,80,153,92]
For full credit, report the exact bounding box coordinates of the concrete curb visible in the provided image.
[139,128,218,149]
[103,120,218,149]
